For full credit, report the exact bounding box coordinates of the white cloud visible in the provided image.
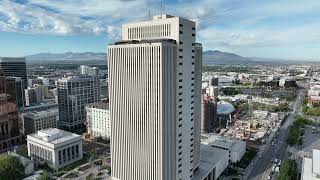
[0,0,320,51]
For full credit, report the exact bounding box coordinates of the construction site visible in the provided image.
[201,77,288,146]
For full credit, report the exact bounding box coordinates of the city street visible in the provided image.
[246,90,304,180]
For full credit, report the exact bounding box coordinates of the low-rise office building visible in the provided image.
[23,109,58,135]
[201,134,246,163]
[27,128,83,168]
[86,102,110,139]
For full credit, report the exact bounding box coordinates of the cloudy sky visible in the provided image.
[0,0,319,59]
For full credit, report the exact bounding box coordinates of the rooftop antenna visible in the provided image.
[161,0,165,15]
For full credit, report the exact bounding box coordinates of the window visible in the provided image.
[191,95,194,98]
[190,144,194,147]
[180,24,183,27]
[179,56,183,59]
[179,86,182,89]
[190,160,193,164]
[179,111,182,114]
[179,105,182,108]
[178,164,182,168]
[179,92,182,95]
[190,169,193,172]
[179,79,182,82]
[191,83,194,86]
[191,71,195,74]
[191,127,194,130]
[179,152,182,155]
[178,170,182,173]
[179,118,182,121]
[192,56,195,59]
[191,77,194,80]
[192,62,195,65]
[179,49,183,52]
[192,50,195,52]
[192,27,195,30]
[191,113,194,116]
[179,133,182,137]
[179,99,182,102]
[191,107,194,110]
[179,158,182,161]
[192,43,195,46]
[178,124,182,127]
[179,139,182,143]
[190,138,194,141]
[179,145,182,149]
[192,33,195,36]
[179,72,183,76]
[191,119,194,122]
[180,41,183,44]
[179,31,183,34]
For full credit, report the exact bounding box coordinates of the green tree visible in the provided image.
[0,155,25,180]
[16,144,28,157]
[278,159,297,180]
[39,171,50,180]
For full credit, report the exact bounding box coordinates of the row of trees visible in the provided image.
[278,159,297,180]
[252,102,289,112]
[286,116,313,146]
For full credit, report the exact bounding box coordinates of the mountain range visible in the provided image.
[25,50,302,64]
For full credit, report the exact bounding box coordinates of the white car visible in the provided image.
[275,167,280,173]
[267,175,271,180]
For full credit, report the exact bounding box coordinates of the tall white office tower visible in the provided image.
[108,14,202,180]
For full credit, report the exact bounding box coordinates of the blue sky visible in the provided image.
[0,0,320,59]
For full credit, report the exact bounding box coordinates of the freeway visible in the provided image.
[246,90,304,180]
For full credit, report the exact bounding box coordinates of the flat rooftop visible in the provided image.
[112,39,176,46]
[86,102,109,110]
[193,144,229,180]
[23,108,58,119]
[201,134,245,151]
[28,128,80,144]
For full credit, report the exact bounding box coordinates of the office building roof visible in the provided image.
[28,128,80,144]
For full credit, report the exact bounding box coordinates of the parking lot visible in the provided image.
[301,125,320,155]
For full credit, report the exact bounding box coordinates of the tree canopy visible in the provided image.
[0,155,25,180]
[278,159,297,180]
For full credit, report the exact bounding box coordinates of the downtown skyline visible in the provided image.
[0,0,320,59]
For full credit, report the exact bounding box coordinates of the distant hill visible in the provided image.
[203,50,254,65]
[26,52,106,62]
[25,51,314,65]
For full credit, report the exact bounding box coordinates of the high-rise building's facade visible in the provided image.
[0,57,27,89]
[0,57,27,108]
[109,14,202,180]
[0,70,22,152]
[57,76,100,133]
[23,108,58,135]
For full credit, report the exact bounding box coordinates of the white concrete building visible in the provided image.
[27,128,83,168]
[23,108,58,135]
[302,149,320,180]
[86,102,110,138]
[109,14,202,180]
